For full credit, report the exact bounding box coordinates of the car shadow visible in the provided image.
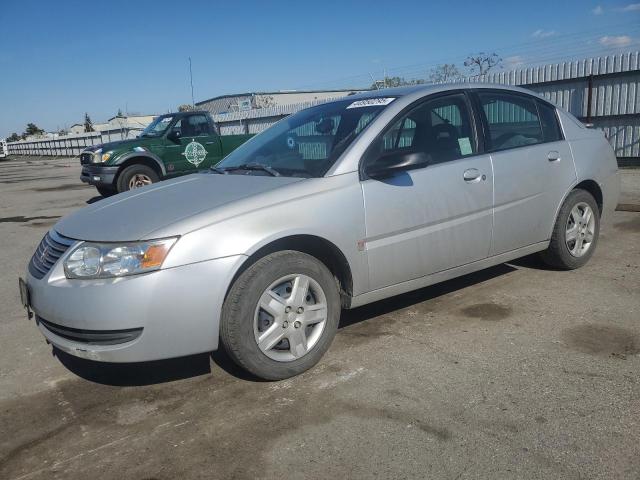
[54,263,517,386]
[53,348,213,386]
[339,263,516,329]
[507,252,561,271]
[86,195,105,204]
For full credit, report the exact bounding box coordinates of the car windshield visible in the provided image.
[216,98,395,177]
[139,116,174,138]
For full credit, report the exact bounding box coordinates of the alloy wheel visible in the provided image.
[565,202,595,257]
[128,174,153,189]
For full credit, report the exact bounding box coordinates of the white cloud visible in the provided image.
[592,5,604,14]
[532,29,556,38]
[599,35,633,47]
[504,55,525,69]
[620,3,640,11]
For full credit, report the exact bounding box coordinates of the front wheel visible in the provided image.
[540,188,600,269]
[220,251,341,380]
[116,164,159,193]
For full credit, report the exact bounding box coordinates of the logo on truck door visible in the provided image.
[182,140,207,167]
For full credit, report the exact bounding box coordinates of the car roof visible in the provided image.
[158,110,210,118]
[346,82,538,100]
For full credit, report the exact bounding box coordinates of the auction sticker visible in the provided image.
[346,98,395,109]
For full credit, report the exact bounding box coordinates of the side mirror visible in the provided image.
[167,130,181,142]
[365,151,430,178]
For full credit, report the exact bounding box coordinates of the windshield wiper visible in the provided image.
[219,163,281,177]
[210,166,228,174]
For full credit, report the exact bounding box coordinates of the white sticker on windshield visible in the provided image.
[346,97,395,109]
[458,137,473,155]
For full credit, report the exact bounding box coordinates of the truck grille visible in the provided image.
[29,231,76,279]
[80,152,94,165]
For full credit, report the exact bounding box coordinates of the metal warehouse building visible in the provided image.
[195,90,362,115]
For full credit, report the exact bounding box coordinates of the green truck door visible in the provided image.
[164,114,222,174]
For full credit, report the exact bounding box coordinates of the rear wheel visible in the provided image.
[540,189,600,269]
[220,251,340,380]
[116,164,159,193]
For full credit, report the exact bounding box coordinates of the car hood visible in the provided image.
[82,137,159,155]
[55,174,304,241]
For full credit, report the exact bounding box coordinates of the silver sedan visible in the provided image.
[21,84,619,380]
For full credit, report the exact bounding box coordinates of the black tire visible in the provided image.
[116,164,159,193]
[96,186,115,197]
[540,188,600,270]
[220,251,341,380]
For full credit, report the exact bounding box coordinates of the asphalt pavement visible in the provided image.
[0,157,638,479]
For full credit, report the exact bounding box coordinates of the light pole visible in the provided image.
[189,57,195,107]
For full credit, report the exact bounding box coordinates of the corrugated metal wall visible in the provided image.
[6,128,144,156]
[215,51,640,160]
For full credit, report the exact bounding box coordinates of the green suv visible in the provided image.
[80,111,253,195]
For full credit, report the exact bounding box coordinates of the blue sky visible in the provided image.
[0,0,638,137]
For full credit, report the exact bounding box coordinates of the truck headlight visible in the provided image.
[101,151,112,162]
[64,238,178,279]
[90,148,102,163]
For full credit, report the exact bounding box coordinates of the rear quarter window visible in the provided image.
[537,101,563,142]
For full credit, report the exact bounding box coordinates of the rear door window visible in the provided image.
[477,91,543,151]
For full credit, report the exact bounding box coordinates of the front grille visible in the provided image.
[38,317,143,345]
[29,231,76,279]
[80,152,94,165]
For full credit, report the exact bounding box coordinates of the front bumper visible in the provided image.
[26,252,246,362]
[80,164,119,188]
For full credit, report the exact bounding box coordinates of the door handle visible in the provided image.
[548,151,561,162]
[463,168,484,183]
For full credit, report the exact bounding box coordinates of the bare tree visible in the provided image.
[178,104,195,112]
[429,64,463,83]
[464,52,502,77]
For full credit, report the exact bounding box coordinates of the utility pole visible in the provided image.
[189,57,195,107]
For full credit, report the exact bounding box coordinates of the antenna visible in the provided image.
[189,57,195,107]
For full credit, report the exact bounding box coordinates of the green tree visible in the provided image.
[6,132,21,142]
[24,123,44,136]
[84,113,94,133]
[116,108,124,117]
[371,76,425,89]
[429,64,464,83]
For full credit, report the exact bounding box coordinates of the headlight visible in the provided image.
[101,151,112,162]
[64,238,178,279]
[91,148,102,163]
